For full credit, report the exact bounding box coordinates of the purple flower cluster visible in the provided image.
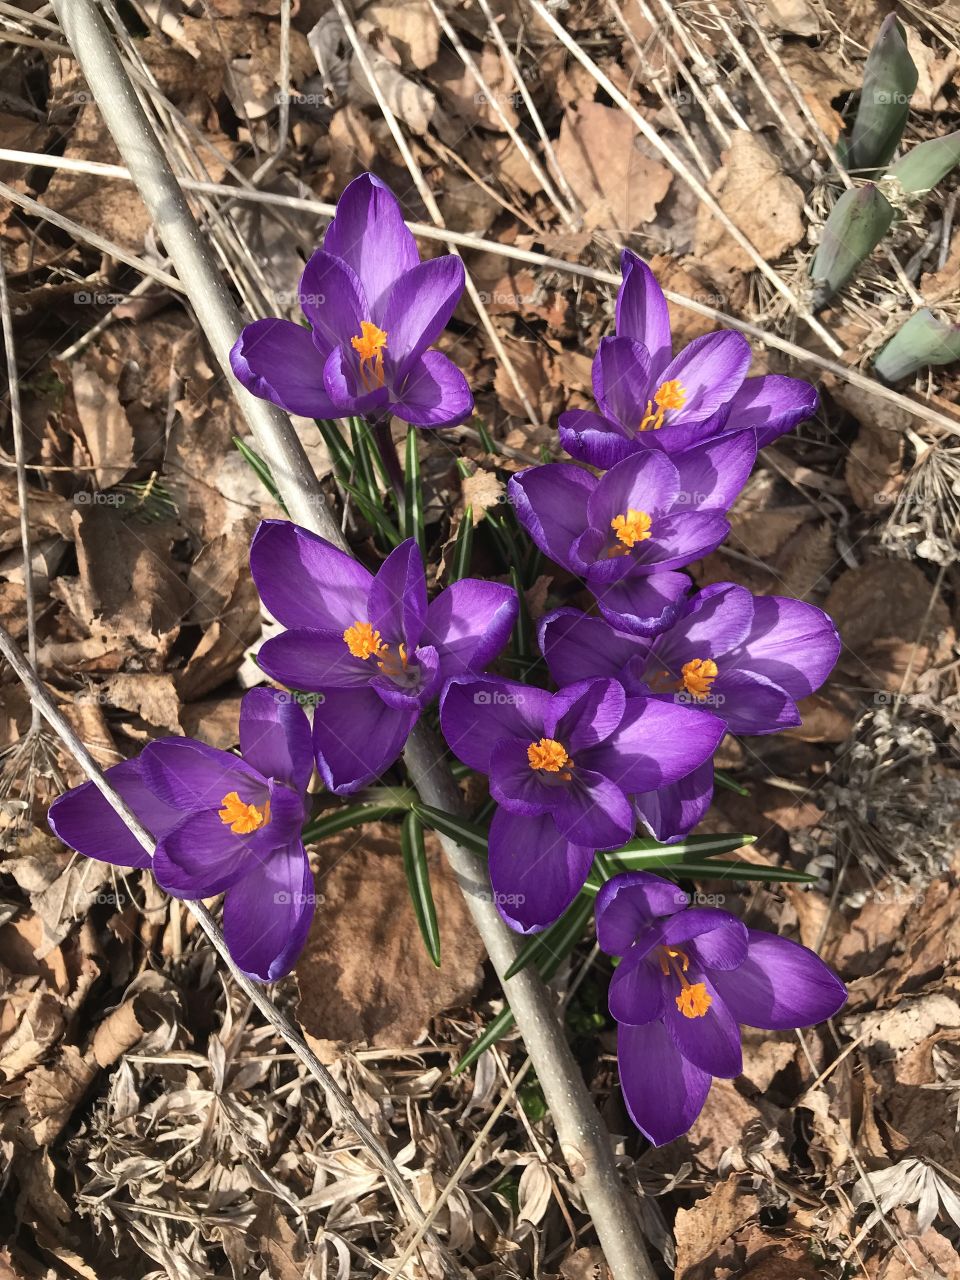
[47,172,846,1144]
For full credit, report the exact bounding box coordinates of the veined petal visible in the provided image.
[391,350,473,428]
[239,687,313,795]
[153,808,266,898]
[439,676,550,773]
[710,669,799,735]
[322,173,420,315]
[488,738,559,816]
[551,768,634,848]
[48,758,178,869]
[726,374,819,449]
[507,464,595,571]
[608,943,666,1025]
[425,579,518,678]
[710,929,847,1030]
[735,596,840,700]
[369,539,428,650]
[587,449,681,529]
[628,512,731,573]
[616,250,673,380]
[670,432,757,512]
[250,519,373,631]
[634,758,715,845]
[322,343,390,417]
[595,871,690,956]
[539,608,648,687]
[312,686,417,794]
[656,330,751,423]
[141,738,264,812]
[487,807,595,934]
[547,678,626,751]
[651,582,754,672]
[222,841,315,981]
[665,971,743,1078]
[592,568,692,637]
[558,409,638,470]
[230,319,338,419]
[380,256,466,378]
[592,336,652,431]
[257,629,373,692]
[297,250,367,352]
[618,1019,712,1146]
[583,696,724,793]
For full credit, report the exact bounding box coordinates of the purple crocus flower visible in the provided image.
[230,173,472,427]
[48,689,315,982]
[539,584,840,842]
[250,520,518,794]
[508,436,755,635]
[597,872,846,1145]
[558,251,818,468]
[439,675,724,933]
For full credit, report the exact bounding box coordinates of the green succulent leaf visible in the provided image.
[887,130,960,195]
[809,184,895,308]
[846,14,918,174]
[874,308,960,381]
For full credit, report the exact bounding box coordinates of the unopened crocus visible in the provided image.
[596,871,846,1145]
[558,251,818,467]
[439,676,724,933]
[508,436,755,635]
[48,689,315,981]
[538,582,841,735]
[250,520,518,793]
[230,173,472,427]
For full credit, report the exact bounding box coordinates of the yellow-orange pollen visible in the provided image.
[351,320,388,390]
[343,620,409,679]
[610,508,653,551]
[679,657,718,700]
[638,379,687,432]
[527,737,574,780]
[656,945,712,1019]
[218,791,270,835]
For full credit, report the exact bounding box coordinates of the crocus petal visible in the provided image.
[595,871,689,956]
[222,842,315,981]
[230,319,339,419]
[547,678,627,752]
[670,433,756,512]
[616,250,673,380]
[311,686,417,793]
[618,1019,712,1146]
[736,596,840,700]
[488,807,595,933]
[628,512,731,573]
[592,336,652,431]
[153,808,267,897]
[656,330,751,423]
[634,759,715,845]
[440,677,550,772]
[257,629,372,692]
[710,669,799,735]
[322,343,390,417]
[321,172,420,315]
[250,520,373,631]
[296,250,367,353]
[369,539,427,650]
[48,759,178,869]
[587,450,681,529]
[141,738,263,812]
[552,769,634,848]
[726,374,819,449]
[651,582,753,671]
[664,973,743,1078]
[507,464,595,571]
[391,351,473,428]
[239,687,313,794]
[558,409,639,470]
[539,608,647,687]
[370,643,441,710]
[380,256,466,378]
[658,905,749,962]
[608,944,665,1025]
[425,579,518,678]
[593,568,692,637]
[710,929,847,1030]
[585,697,724,794]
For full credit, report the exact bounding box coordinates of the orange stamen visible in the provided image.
[218,791,270,835]
[344,620,386,660]
[351,320,387,390]
[679,658,718,700]
[527,737,573,780]
[610,509,653,549]
[638,378,687,431]
[656,945,712,1019]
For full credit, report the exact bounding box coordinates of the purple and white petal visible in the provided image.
[312,686,418,793]
[250,520,373,632]
[710,929,847,1030]
[488,807,595,934]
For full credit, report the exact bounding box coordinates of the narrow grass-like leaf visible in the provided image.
[350,418,382,504]
[340,479,403,547]
[873,308,960,381]
[580,858,817,891]
[888,130,960,195]
[401,811,441,967]
[314,417,354,483]
[403,428,425,549]
[412,803,489,855]
[233,436,285,509]
[810,185,895,309]
[846,14,918,174]
[612,832,755,859]
[475,417,496,454]
[301,800,409,843]
[715,770,749,796]
[509,566,531,658]
[504,884,595,980]
[450,506,474,581]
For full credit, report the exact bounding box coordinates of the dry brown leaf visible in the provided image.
[695,132,805,276]
[296,823,485,1056]
[23,1043,98,1146]
[70,362,135,490]
[462,470,505,524]
[674,1176,759,1278]
[556,101,672,234]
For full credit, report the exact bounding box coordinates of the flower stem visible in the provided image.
[370,415,405,507]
